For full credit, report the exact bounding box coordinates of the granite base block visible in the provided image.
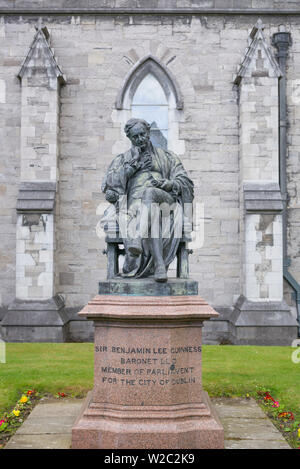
[72,390,224,449]
[71,292,224,449]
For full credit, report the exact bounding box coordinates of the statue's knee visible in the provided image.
[142,187,157,203]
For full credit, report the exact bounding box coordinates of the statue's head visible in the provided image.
[125,118,151,152]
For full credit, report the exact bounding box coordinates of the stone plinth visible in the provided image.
[1,295,68,342]
[98,277,199,296]
[71,293,224,449]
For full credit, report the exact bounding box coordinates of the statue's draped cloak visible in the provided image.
[101,144,194,278]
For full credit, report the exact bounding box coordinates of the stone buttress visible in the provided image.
[1,25,68,341]
[232,20,298,344]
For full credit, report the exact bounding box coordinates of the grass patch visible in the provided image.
[202,345,300,448]
[0,343,94,413]
[202,345,300,412]
[0,343,299,447]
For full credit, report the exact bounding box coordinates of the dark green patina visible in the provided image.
[99,278,198,296]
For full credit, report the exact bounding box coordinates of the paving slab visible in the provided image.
[221,417,285,440]
[15,415,79,435]
[212,397,291,449]
[224,439,291,449]
[4,397,82,449]
[212,397,267,419]
[4,434,72,450]
[4,396,291,449]
[29,399,83,417]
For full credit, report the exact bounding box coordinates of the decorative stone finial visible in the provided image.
[250,18,264,39]
[34,17,50,41]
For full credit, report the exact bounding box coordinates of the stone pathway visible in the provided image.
[4,396,290,449]
[213,397,290,449]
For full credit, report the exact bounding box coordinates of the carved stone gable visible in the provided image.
[18,26,66,87]
[234,19,282,85]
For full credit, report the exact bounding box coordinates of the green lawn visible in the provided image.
[0,343,94,413]
[0,343,299,420]
[202,345,300,417]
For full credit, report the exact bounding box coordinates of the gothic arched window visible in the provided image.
[115,55,184,154]
[131,74,168,149]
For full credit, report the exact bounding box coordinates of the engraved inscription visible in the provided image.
[95,345,201,387]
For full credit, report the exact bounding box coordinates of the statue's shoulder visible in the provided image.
[108,148,132,168]
[155,146,181,164]
[102,149,132,192]
[122,148,134,162]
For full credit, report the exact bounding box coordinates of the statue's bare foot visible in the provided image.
[154,265,167,282]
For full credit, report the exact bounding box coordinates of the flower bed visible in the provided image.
[0,389,40,449]
[0,389,71,449]
[256,389,300,449]
[0,385,299,449]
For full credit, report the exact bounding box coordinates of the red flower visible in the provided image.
[264,392,275,403]
[278,412,294,421]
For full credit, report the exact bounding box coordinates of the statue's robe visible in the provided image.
[101,143,194,278]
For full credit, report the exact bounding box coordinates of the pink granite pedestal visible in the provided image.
[71,295,224,449]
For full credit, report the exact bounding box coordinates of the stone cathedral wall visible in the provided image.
[0,1,299,342]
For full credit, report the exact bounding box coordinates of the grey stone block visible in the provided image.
[63,307,94,342]
[244,182,283,213]
[59,272,75,285]
[231,295,299,345]
[67,319,94,342]
[1,295,69,342]
[202,310,233,344]
[17,182,56,213]
[1,0,298,12]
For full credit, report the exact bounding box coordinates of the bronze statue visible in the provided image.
[101,118,194,282]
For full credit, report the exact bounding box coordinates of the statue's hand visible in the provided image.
[158,179,173,192]
[105,190,119,203]
[131,146,140,161]
[150,178,161,188]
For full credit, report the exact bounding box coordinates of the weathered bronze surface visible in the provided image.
[101,118,194,282]
[98,278,198,296]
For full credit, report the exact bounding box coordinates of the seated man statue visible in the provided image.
[101,118,194,282]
